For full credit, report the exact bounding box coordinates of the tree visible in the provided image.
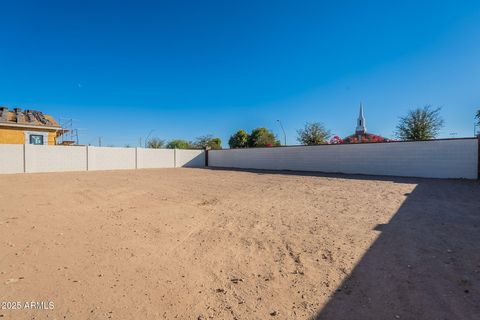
[343,133,388,144]
[228,130,249,148]
[248,128,280,147]
[297,122,331,145]
[193,135,222,149]
[146,137,165,149]
[329,136,344,144]
[476,110,480,127]
[395,106,444,140]
[166,139,191,149]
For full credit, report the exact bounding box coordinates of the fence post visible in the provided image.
[204,146,211,167]
[477,137,480,180]
[135,147,138,169]
[23,144,26,173]
[86,146,89,171]
[174,148,177,168]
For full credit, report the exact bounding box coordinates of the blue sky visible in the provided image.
[1,0,479,146]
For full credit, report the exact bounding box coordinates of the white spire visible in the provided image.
[355,102,367,134]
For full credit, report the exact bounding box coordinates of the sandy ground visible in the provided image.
[0,168,479,320]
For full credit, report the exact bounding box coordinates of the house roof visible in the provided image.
[0,106,61,130]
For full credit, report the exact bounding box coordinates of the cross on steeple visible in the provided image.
[355,103,367,135]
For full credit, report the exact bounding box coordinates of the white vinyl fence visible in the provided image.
[0,145,205,174]
[209,138,479,179]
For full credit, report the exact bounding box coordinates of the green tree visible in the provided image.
[228,130,250,148]
[297,122,331,145]
[395,106,444,140]
[166,139,191,149]
[146,137,165,149]
[193,135,222,149]
[476,110,480,127]
[248,127,280,147]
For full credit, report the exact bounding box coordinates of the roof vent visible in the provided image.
[25,109,36,123]
[0,107,8,121]
[14,108,25,123]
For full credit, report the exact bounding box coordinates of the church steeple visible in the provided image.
[355,103,367,135]
[343,103,388,143]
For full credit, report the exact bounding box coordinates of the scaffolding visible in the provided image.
[57,118,85,145]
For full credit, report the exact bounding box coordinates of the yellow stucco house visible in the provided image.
[0,107,63,145]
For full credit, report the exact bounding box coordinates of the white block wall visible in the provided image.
[87,146,136,171]
[209,139,479,179]
[25,145,87,173]
[176,149,205,167]
[0,144,24,173]
[4,139,475,178]
[137,148,175,168]
[0,145,205,174]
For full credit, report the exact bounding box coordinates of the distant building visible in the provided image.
[0,107,64,145]
[343,104,388,143]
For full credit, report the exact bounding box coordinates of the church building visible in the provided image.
[342,104,388,143]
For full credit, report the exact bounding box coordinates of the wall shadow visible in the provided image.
[179,153,206,168]
[312,178,480,319]
[206,167,480,319]
[204,166,437,184]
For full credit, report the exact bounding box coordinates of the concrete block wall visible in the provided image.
[0,144,24,173]
[87,146,137,171]
[25,145,87,173]
[175,149,205,167]
[0,145,205,174]
[2,139,476,178]
[137,148,175,168]
[208,138,479,179]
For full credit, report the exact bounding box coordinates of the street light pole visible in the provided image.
[276,120,287,146]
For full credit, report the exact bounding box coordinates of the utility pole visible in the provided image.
[144,129,154,148]
[98,137,102,147]
[276,120,287,146]
[139,137,143,148]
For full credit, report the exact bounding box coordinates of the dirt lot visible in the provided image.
[0,168,479,319]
